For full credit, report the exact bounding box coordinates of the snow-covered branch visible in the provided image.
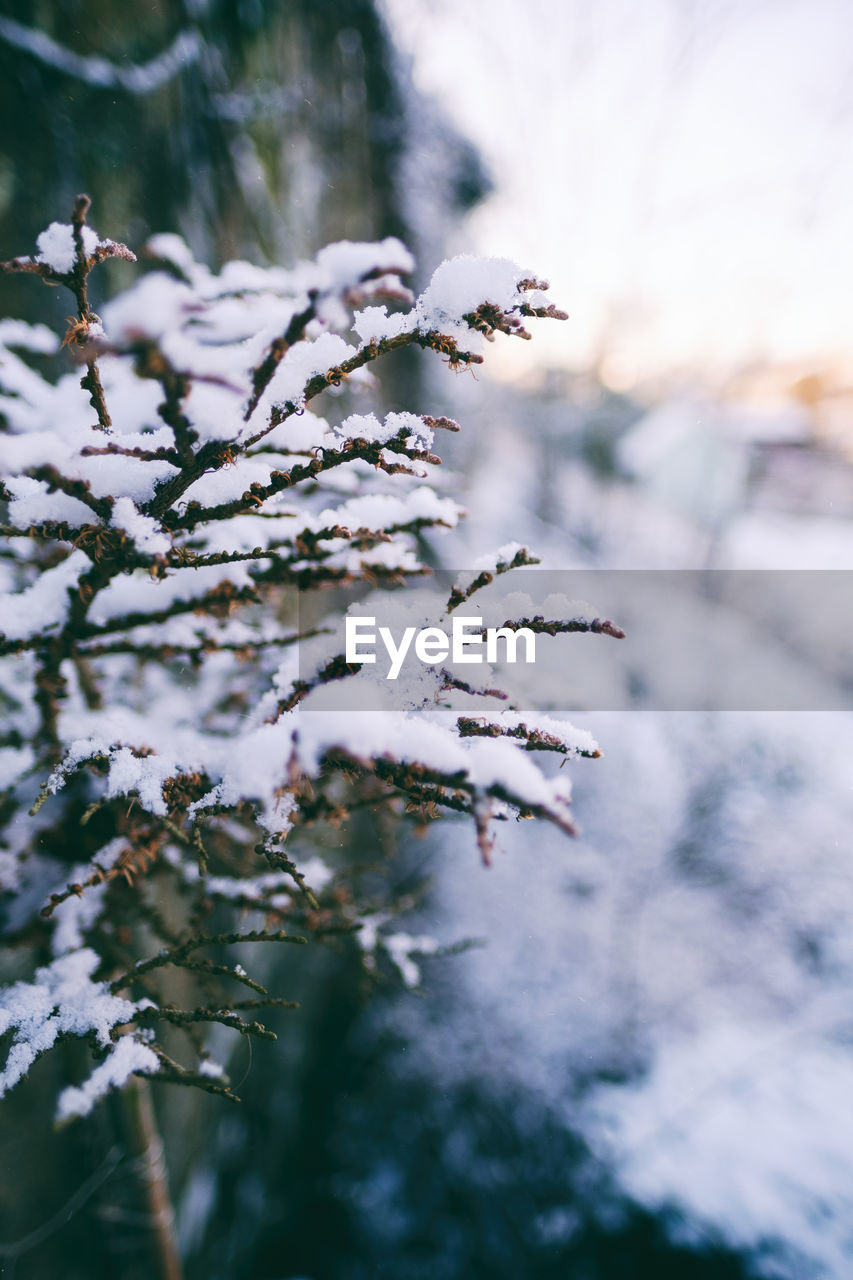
[0,197,616,1121]
[0,17,203,94]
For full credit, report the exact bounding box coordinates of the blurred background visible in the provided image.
[1,1,852,1277]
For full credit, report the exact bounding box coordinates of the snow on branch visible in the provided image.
[0,197,617,1120]
[0,17,203,94]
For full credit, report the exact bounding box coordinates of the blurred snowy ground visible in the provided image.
[375,375,853,1278]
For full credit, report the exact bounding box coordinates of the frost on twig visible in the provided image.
[0,199,620,1120]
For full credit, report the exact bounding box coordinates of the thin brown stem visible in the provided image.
[120,1078,184,1280]
[70,194,112,432]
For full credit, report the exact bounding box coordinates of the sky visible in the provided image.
[383,0,853,392]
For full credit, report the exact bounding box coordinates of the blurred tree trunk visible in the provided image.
[0,0,407,274]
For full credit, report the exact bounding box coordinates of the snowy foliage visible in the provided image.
[0,197,608,1120]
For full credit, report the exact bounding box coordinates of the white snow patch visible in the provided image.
[35,222,100,274]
